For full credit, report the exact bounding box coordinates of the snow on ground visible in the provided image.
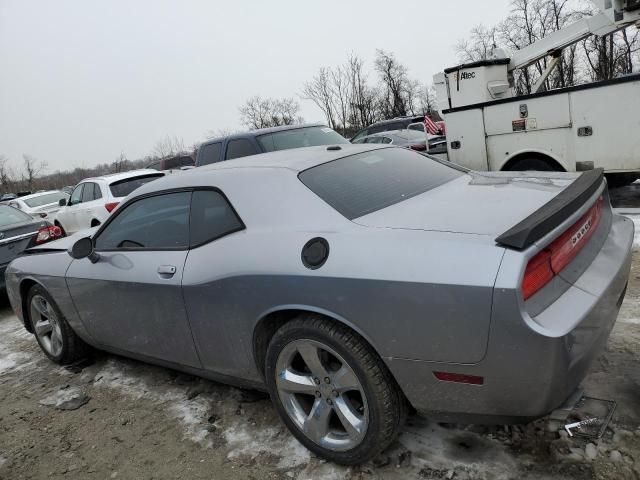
[0,315,37,376]
[93,360,214,447]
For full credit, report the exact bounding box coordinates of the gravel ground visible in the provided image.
[0,215,639,480]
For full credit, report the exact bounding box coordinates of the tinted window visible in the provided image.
[24,192,69,208]
[257,126,349,153]
[350,130,369,142]
[165,156,194,169]
[408,123,425,132]
[225,139,258,160]
[109,174,163,198]
[81,183,96,202]
[199,143,222,166]
[369,122,404,135]
[190,190,244,246]
[96,192,190,250]
[94,183,103,200]
[299,148,463,220]
[0,205,33,226]
[70,185,83,205]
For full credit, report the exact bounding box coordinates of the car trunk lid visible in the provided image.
[354,170,599,244]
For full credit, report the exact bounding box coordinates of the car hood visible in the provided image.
[27,226,99,252]
[354,171,579,237]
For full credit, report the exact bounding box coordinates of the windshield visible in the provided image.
[396,129,427,141]
[23,192,69,208]
[299,147,463,220]
[257,126,349,153]
[109,173,164,198]
[0,205,33,226]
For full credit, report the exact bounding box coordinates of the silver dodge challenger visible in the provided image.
[5,145,633,464]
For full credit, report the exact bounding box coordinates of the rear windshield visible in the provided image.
[257,126,349,153]
[299,148,463,220]
[0,205,33,226]
[109,173,164,198]
[23,192,69,208]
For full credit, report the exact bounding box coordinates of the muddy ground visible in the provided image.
[0,218,639,480]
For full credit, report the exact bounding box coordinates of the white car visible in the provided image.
[7,191,70,220]
[54,170,164,235]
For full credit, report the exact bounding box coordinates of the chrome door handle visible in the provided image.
[157,265,177,277]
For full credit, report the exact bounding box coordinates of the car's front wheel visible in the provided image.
[27,284,90,364]
[265,315,406,465]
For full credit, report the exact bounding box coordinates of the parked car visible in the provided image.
[5,145,632,465]
[146,154,195,171]
[350,116,428,143]
[7,190,70,220]
[54,170,164,235]
[195,123,349,166]
[0,193,17,203]
[0,204,62,289]
[352,129,430,151]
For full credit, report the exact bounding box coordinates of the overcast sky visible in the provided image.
[0,0,509,172]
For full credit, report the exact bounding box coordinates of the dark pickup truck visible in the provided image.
[195,124,348,167]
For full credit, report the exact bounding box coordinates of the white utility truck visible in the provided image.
[434,0,640,185]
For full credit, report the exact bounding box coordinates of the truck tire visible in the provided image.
[264,314,406,465]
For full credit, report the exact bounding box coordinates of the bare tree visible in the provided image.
[0,155,15,193]
[374,50,412,118]
[112,152,128,173]
[239,96,303,130]
[455,24,499,62]
[152,135,186,159]
[417,85,438,115]
[346,54,378,130]
[22,154,47,191]
[302,69,338,130]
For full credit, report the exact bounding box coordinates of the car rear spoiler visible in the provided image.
[495,168,605,250]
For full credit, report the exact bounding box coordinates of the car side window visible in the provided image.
[81,183,96,202]
[95,192,191,250]
[199,143,222,166]
[189,190,244,247]
[408,122,425,132]
[225,139,258,160]
[69,185,84,206]
[94,183,103,200]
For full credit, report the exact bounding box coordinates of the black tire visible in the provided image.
[507,157,560,172]
[26,284,90,364]
[265,314,406,465]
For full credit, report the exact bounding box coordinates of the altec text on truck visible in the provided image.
[433,0,640,185]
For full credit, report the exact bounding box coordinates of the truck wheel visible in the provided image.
[27,284,91,364]
[265,315,406,465]
[507,157,561,172]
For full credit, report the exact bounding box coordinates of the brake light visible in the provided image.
[522,197,603,300]
[105,202,119,213]
[35,226,63,245]
[409,144,427,151]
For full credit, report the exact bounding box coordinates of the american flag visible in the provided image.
[424,115,440,135]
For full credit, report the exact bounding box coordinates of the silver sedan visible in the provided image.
[5,144,633,464]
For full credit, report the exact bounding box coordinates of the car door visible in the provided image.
[74,181,97,229]
[59,184,84,233]
[65,191,201,368]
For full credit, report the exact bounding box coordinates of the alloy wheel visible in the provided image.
[275,339,369,451]
[30,294,63,357]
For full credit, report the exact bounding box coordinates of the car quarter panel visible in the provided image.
[5,251,94,342]
[179,168,505,380]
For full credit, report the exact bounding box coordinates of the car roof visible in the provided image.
[201,123,328,146]
[131,144,389,195]
[16,190,65,201]
[81,169,163,184]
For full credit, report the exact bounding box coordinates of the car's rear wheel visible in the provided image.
[265,315,406,465]
[27,285,90,364]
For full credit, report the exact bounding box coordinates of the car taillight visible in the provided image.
[522,197,603,300]
[105,202,119,213]
[35,226,63,245]
[409,144,427,151]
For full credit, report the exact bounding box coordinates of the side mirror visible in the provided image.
[69,237,100,263]
[59,198,67,207]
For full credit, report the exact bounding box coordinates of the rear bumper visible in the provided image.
[388,213,633,422]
